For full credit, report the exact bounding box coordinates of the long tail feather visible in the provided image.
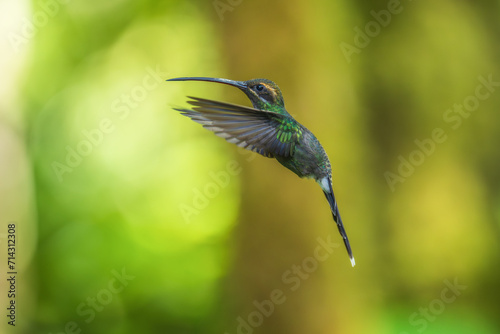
[321,178,355,267]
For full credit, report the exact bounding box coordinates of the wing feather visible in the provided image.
[174,97,303,158]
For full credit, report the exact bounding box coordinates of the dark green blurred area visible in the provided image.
[1,0,500,333]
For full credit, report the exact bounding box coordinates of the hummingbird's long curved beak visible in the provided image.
[167,77,247,90]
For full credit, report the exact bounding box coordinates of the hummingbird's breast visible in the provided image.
[276,129,331,181]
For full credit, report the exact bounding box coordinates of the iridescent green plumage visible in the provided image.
[168,77,355,267]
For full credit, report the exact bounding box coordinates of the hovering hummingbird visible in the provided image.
[167,77,355,267]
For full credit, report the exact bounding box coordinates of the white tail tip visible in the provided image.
[350,257,356,267]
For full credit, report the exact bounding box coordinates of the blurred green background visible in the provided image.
[1,0,500,333]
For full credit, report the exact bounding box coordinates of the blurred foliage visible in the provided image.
[0,0,499,333]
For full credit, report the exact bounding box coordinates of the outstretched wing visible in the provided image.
[174,97,303,158]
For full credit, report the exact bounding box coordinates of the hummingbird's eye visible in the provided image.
[255,84,265,92]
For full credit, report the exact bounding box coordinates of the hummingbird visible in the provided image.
[167,77,355,267]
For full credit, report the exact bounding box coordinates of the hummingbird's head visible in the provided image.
[242,78,285,111]
[167,77,285,112]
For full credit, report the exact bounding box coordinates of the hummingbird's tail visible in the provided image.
[319,177,355,267]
